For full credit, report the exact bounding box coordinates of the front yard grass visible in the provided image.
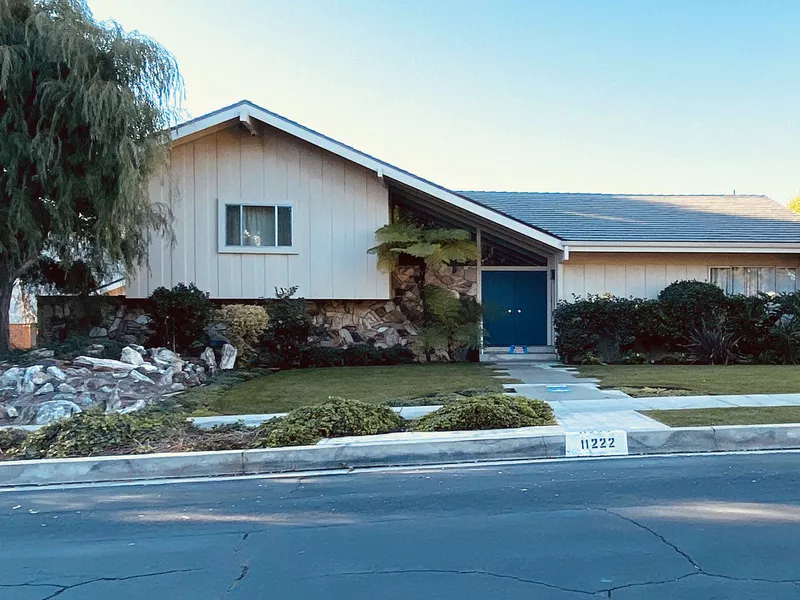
[180,363,508,415]
[576,365,800,397]
[642,406,800,427]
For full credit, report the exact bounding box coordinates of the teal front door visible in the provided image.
[482,270,548,346]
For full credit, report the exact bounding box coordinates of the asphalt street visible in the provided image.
[2,452,800,599]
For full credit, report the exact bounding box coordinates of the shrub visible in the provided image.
[50,335,127,361]
[0,428,29,455]
[413,394,556,432]
[149,283,214,353]
[299,345,415,368]
[421,285,482,361]
[619,351,648,365]
[553,295,668,363]
[656,352,691,365]
[658,281,728,345]
[215,304,269,363]
[262,287,312,366]
[686,319,740,365]
[22,408,188,459]
[258,397,405,447]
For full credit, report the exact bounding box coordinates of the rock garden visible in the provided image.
[0,342,235,426]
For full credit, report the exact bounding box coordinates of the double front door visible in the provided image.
[481,270,548,347]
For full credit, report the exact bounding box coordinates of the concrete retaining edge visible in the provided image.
[3,424,800,487]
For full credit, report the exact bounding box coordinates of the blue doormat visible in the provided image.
[546,385,570,393]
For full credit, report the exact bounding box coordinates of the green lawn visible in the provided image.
[643,406,800,427]
[180,363,507,415]
[577,365,800,397]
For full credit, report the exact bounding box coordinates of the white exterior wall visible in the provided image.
[128,124,390,299]
[561,252,800,300]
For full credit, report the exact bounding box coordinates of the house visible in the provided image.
[123,100,800,356]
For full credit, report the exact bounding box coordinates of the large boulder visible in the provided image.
[201,347,217,374]
[220,344,237,370]
[35,400,82,425]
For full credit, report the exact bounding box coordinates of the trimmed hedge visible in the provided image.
[258,397,406,447]
[554,280,800,365]
[413,394,556,432]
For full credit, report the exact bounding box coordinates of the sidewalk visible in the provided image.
[493,360,800,431]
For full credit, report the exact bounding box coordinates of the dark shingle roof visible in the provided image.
[458,192,800,243]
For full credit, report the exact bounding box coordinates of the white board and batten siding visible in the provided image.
[127,124,390,300]
[561,252,800,300]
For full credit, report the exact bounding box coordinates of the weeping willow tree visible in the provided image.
[0,0,183,351]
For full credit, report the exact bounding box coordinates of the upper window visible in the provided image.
[225,204,292,248]
[710,267,797,296]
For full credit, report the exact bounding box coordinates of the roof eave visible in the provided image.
[169,101,564,252]
[565,241,800,254]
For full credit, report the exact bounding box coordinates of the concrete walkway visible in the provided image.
[493,360,800,431]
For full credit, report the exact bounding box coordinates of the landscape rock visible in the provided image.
[153,348,178,363]
[34,383,54,396]
[46,366,68,382]
[119,399,146,414]
[57,383,77,394]
[28,348,55,359]
[128,370,156,385]
[120,347,145,366]
[0,367,23,388]
[170,383,186,392]
[220,344,237,370]
[89,327,107,338]
[201,347,217,374]
[31,371,52,386]
[35,400,82,425]
[5,405,18,419]
[137,363,159,374]
[74,356,136,371]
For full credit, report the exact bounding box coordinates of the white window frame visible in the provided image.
[709,265,798,296]
[218,201,297,254]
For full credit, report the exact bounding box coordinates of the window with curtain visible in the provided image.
[710,266,797,296]
[224,205,292,248]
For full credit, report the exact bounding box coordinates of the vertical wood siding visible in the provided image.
[128,124,390,299]
[561,252,800,300]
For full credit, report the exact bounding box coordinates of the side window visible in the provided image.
[224,204,292,248]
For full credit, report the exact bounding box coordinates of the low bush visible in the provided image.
[149,283,215,353]
[413,394,556,432]
[686,320,740,365]
[300,345,416,368]
[21,408,189,459]
[262,287,313,366]
[257,397,405,447]
[49,335,127,361]
[0,428,29,456]
[215,304,269,363]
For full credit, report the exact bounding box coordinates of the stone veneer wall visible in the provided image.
[309,265,478,350]
[37,296,154,346]
[36,264,478,352]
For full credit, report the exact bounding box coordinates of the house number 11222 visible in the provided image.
[565,430,629,457]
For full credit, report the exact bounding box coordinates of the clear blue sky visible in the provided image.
[88,0,800,202]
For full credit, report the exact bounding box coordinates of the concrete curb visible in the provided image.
[3,424,800,487]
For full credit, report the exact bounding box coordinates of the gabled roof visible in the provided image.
[460,192,800,244]
[171,100,564,251]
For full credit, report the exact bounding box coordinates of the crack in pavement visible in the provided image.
[601,508,702,571]
[285,477,305,499]
[600,508,800,594]
[24,568,201,599]
[304,568,595,596]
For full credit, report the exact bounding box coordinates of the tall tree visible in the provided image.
[0,0,182,351]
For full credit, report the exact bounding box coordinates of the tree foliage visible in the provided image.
[368,215,478,275]
[0,0,183,349]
